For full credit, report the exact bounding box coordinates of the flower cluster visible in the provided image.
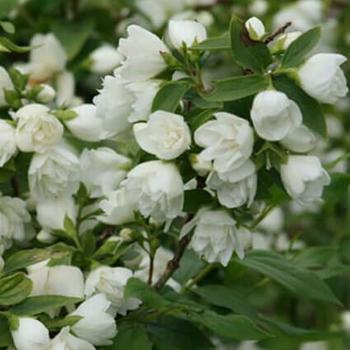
[0,3,348,349]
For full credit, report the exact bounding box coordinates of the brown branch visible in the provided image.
[148,253,155,285]
[11,176,20,197]
[153,231,192,290]
[264,22,292,45]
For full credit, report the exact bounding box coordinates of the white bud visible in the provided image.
[168,20,207,49]
[36,84,56,103]
[245,17,266,41]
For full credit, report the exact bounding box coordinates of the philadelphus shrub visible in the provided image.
[0,3,349,350]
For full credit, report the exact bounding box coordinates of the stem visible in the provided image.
[153,232,192,290]
[264,22,292,44]
[148,253,155,285]
[11,176,20,197]
[249,204,275,230]
[184,263,218,291]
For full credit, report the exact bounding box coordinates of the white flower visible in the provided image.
[133,111,191,160]
[298,53,348,104]
[36,196,77,232]
[245,17,266,41]
[27,260,85,298]
[0,195,31,243]
[341,311,350,331]
[190,153,212,176]
[50,327,95,350]
[271,31,302,53]
[27,33,67,81]
[126,79,162,122]
[80,147,131,198]
[251,90,302,141]
[99,188,136,225]
[11,317,50,350]
[280,125,317,153]
[85,266,141,315]
[65,104,111,142]
[36,84,56,103]
[168,20,207,49]
[15,104,63,153]
[0,120,17,166]
[194,112,254,174]
[182,209,245,266]
[70,294,117,346]
[207,160,257,209]
[90,44,123,74]
[136,0,185,29]
[118,25,169,81]
[249,0,268,16]
[125,160,184,223]
[29,143,80,199]
[280,155,331,205]
[0,66,14,107]
[273,0,322,32]
[55,71,76,107]
[93,74,161,137]
[257,207,284,233]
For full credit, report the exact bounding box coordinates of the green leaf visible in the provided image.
[152,81,189,113]
[255,168,289,205]
[193,285,258,320]
[148,316,213,350]
[0,273,32,306]
[281,27,321,68]
[202,75,269,102]
[183,189,213,213]
[261,317,341,341]
[10,296,82,316]
[293,246,350,280]
[237,250,340,305]
[0,315,12,347]
[103,324,152,350]
[51,19,94,59]
[0,0,19,17]
[9,68,28,92]
[0,37,31,53]
[191,34,230,51]
[4,244,73,273]
[272,74,326,137]
[229,17,272,73]
[188,110,215,130]
[188,310,270,341]
[173,250,205,284]
[52,109,77,122]
[0,21,15,34]
[64,215,78,239]
[124,278,169,308]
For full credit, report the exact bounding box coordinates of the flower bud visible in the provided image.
[280,125,317,153]
[90,44,123,74]
[11,317,50,350]
[280,155,330,205]
[36,84,56,103]
[298,53,348,104]
[245,17,266,41]
[190,153,212,176]
[251,90,302,141]
[167,20,207,49]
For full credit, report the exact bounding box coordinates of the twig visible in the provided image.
[11,176,20,197]
[153,232,192,290]
[264,22,292,44]
[184,263,218,291]
[98,226,115,242]
[148,253,155,285]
